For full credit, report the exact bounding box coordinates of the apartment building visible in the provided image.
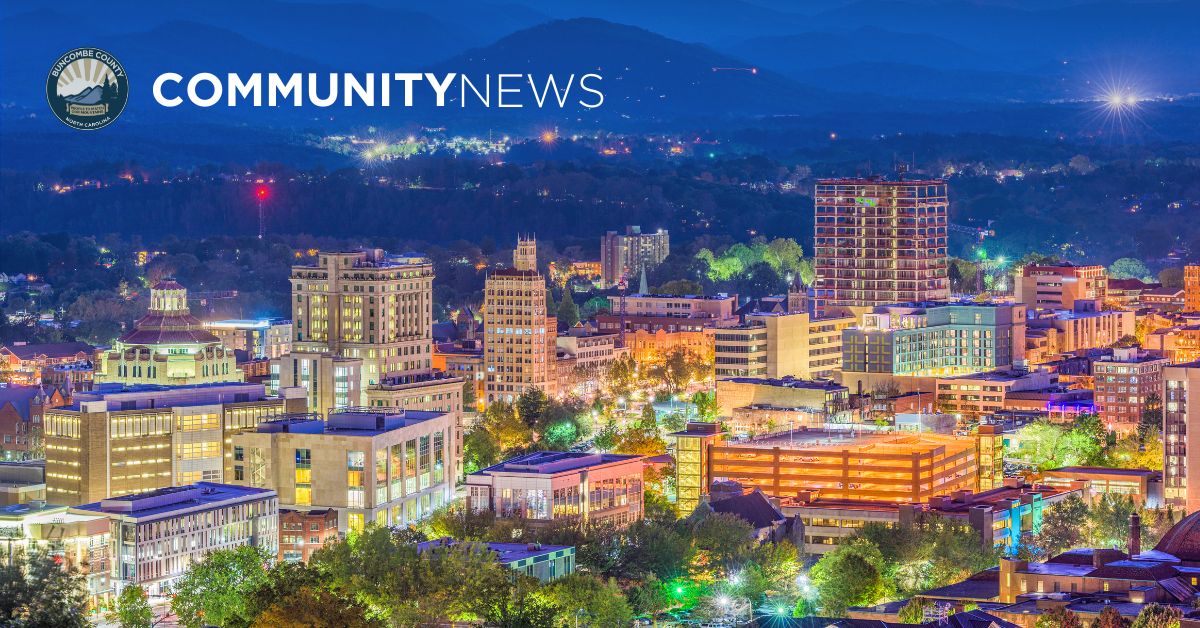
[1164,362,1200,512]
[600,226,670,288]
[713,311,855,380]
[1016,263,1108,310]
[1092,347,1168,434]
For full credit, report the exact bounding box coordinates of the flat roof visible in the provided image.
[720,376,846,391]
[417,537,573,564]
[730,430,971,454]
[1044,466,1159,478]
[473,451,642,476]
[72,482,275,520]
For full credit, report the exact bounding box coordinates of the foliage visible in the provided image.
[1036,607,1084,628]
[1096,605,1130,628]
[109,584,154,628]
[691,391,718,421]
[1130,604,1181,628]
[619,519,695,580]
[897,597,934,624]
[171,545,271,628]
[541,574,632,627]
[421,501,497,541]
[556,294,580,328]
[0,549,90,628]
[691,511,756,571]
[627,575,673,619]
[1108,258,1151,280]
[614,408,668,456]
[592,421,620,452]
[809,538,891,617]
[1012,418,1106,470]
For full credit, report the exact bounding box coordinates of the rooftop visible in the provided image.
[473,451,643,476]
[1,341,94,361]
[720,376,846,391]
[417,537,573,564]
[73,482,275,520]
[254,408,448,437]
[1044,466,1160,478]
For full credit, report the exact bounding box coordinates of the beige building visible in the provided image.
[230,408,455,533]
[1016,263,1107,310]
[483,238,557,404]
[600,226,669,288]
[1026,308,1135,357]
[715,376,850,424]
[1165,361,1200,512]
[935,369,1055,418]
[43,382,306,506]
[98,281,241,387]
[714,311,854,380]
[287,249,434,402]
[204,318,292,359]
[272,352,362,413]
[366,373,465,469]
[1185,265,1200,312]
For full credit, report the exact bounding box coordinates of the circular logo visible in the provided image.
[46,47,129,131]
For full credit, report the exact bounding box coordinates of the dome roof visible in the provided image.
[1152,509,1200,561]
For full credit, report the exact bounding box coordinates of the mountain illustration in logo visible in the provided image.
[63,84,106,105]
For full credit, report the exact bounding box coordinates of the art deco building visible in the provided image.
[97,280,240,386]
[813,178,950,318]
[483,238,557,404]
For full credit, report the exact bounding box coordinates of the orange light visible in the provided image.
[540,130,556,143]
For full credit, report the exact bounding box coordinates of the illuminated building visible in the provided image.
[433,341,484,411]
[714,376,849,426]
[483,237,557,404]
[230,407,455,533]
[418,537,575,582]
[278,508,338,563]
[840,302,1027,392]
[625,328,714,366]
[714,311,855,380]
[204,318,292,359]
[366,372,465,467]
[783,481,1080,555]
[0,501,112,604]
[977,425,1004,490]
[934,370,1054,419]
[272,352,361,414]
[671,422,723,513]
[1026,305,1135,359]
[43,382,306,505]
[555,328,626,397]
[97,280,241,386]
[1041,467,1162,507]
[1092,347,1167,434]
[1016,263,1107,311]
[1144,325,1200,364]
[286,249,434,405]
[600,225,669,288]
[71,483,278,599]
[595,293,735,365]
[676,426,979,508]
[0,386,67,461]
[0,341,95,387]
[1164,361,1200,512]
[812,178,949,318]
[466,451,644,527]
[1186,265,1200,312]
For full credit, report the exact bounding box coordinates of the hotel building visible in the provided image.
[600,225,670,288]
[230,407,455,533]
[713,311,855,380]
[812,178,950,318]
[466,451,645,527]
[43,382,306,505]
[70,483,278,598]
[97,281,240,387]
[483,238,557,404]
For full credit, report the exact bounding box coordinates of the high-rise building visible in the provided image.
[43,382,306,505]
[97,280,241,386]
[1164,362,1200,512]
[600,226,669,288]
[1185,265,1200,312]
[1093,347,1168,434]
[288,249,434,398]
[483,238,557,404]
[230,408,456,533]
[1016,263,1108,310]
[813,178,949,317]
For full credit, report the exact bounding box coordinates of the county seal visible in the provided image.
[46,47,129,130]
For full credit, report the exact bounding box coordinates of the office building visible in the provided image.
[715,376,849,426]
[204,318,292,359]
[418,537,576,582]
[1092,347,1168,434]
[43,382,306,505]
[1164,362,1200,512]
[935,370,1055,419]
[714,311,854,380]
[230,407,455,533]
[1016,263,1107,310]
[600,226,669,288]
[812,178,949,317]
[97,280,241,387]
[483,237,557,404]
[278,507,339,563]
[1186,265,1200,312]
[841,302,1026,392]
[784,481,1081,555]
[71,483,278,598]
[466,451,645,527]
[287,249,434,403]
[1041,467,1162,507]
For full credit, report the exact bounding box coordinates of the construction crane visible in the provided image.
[948,220,996,243]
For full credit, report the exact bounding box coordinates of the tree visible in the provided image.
[592,422,620,453]
[1159,267,1185,290]
[556,295,580,328]
[1130,604,1181,628]
[810,538,891,617]
[691,512,755,571]
[1139,393,1163,443]
[422,501,497,541]
[1109,258,1151,281]
[606,353,639,399]
[691,391,718,421]
[1034,494,1090,556]
[0,550,89,628]
[615,409,667,457]
[1089,493,1138,550]
[479,401,533,451]
[109,584,154,628]
[627,575,673,626]
[656,279,703,296]
[172,545,271,628]
[1036,607,1083,628]
[618,520,694,580]
[463,428,501,473]
[541,574,632,628]
[897,598,934,624]
[516,388,550,432]
[1096,605,1130,628]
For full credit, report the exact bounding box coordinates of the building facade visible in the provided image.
[97,281,240,387]
[278,507,339,563]
[1016,263,1108,311]
[0,341,95,387]
[43,382,306,505]
[813,178,950,317]
[230,408,456,533]
[71,483,278,598]
[483,238,557,404]
[713,311,854,380]
[1185,265,1200,312]
[1092,347,1168,434]
[204,318,292,359]
[600,226,669,288]
[1164,361,1200,512]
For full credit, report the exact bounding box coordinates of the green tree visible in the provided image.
[618,520,695,580]
[1034,494,1090,556]
[656,279,703,296]
[556,295,580,328]
[691,512,755,571]
[606,353,639,400]
[1139,393,1163,443]
[1109,258,1151,281]
[1089,493,1138,549]
[0,549,89,628]
[627,575,673,625]
[516,387,550,431]
[1130,604,1181,628]
[109,584,153,628]
[691,391,718,421]
[1096,605,1130,628]
[171,545,271,628]
[1036,607,1083,628]
[541,574,632,628]
[463,428,501,473]
[479,401,533,451]
[615,409,667,456]
[810,538,891,617]
[421,501,497,541]
[897,597,934,624]
[592,422,620,453]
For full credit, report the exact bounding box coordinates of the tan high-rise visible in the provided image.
[483,238,557,404]
[1185,266,1200,313]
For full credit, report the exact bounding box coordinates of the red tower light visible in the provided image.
[255,186,270,200]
